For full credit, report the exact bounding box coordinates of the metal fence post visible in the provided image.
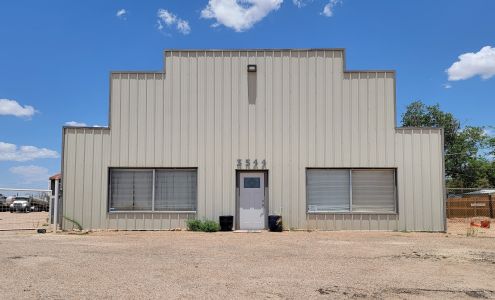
[489,195,494,219]
[53,180,59,233]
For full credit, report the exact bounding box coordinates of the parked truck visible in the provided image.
[9,195,49,213]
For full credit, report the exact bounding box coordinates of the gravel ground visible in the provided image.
[0,230,494,299]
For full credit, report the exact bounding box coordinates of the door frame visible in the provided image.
[235,170,269,230]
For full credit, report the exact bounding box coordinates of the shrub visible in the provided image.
[186,219,220,232]
[200,220,220,232]
[186,219,203,231]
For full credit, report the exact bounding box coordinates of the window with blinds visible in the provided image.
[110,170,153,211]
[352,170,396,212]
[307,169,350,212]
[109,168,197,212]
[155,170,197,211]
[307,169,396,213]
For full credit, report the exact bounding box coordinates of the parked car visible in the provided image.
[9,197,32,213]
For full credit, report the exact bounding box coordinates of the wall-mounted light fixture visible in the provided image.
[247,65,257,104]
[247,64,257,72]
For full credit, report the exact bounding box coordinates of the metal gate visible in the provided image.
[0,187,59,232]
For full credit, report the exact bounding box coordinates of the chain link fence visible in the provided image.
[447,188,495,237]
[0,189,52,231]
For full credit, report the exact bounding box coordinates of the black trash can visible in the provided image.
[268,215,283,232]
[219,215,234,231]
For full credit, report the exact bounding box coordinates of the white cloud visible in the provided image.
[158,9,176,25]
[9,165,50,184]
[0,142,59,162]
[447,46,495,81]
[157,20,164,31]
[443,83,452,89]
[321,0,342,17]
[157,9,191,35]
[177,19,191,35]
[201,0,283,32]
[0,99,36,118]
[293,0,312,8]
[116,9,127,19]
[65,121,87,127]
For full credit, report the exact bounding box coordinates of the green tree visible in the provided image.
[401,101,492,188]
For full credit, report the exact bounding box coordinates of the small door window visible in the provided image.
[244,177,260,188]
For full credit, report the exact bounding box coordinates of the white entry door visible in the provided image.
[239,172,265,230]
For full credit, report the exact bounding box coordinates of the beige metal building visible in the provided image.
[61,49,445,231]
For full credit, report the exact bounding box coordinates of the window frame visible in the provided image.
[306,168,398,214]
[107,167,198,213]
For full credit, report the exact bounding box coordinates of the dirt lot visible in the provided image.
[0,212,49,231]
[0,230,494,299]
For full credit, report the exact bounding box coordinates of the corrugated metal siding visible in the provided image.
[395,128,445,231]
[62,49,444,231]
[307,213,398,231]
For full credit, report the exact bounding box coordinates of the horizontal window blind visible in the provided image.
[306,169,397,213]
[109,168,197,212]
[307,169,350,212]
[154,170,197,211]
[351,170,396,212]
[110,170,153,211]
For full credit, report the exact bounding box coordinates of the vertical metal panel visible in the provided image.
[282,51,290,224]
[62,49,444,231]
[350,73,359,166]
[164,68,172,166]
[205,52,215,218]
[307,51,316,167]
[272,51,282,216]
[154,73,164,167]
[395,128,444,231]
[231,52,240,216]
[368,73,377,166]
[82,128,93,227]
[222,53,231,216]
[128,74,138,166]
[298,51,308,228]
[264,52,273,215]
[214,51,223,220]
[385,73,396,165]
[101,131,110,229]
[420,132,432,230]
[110,74,121,166]
[333,52,343,167]
[341,73,351,167]
[376,73,386,166]
[358,73,368,166]
[62,129,75,229]
[145,74,155,166]
[324,51,333,166]
[290,51,300,227]
[315,51,325,166]
[137,74,147,166]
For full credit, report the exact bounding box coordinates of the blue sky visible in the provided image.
[0,0,494,189]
